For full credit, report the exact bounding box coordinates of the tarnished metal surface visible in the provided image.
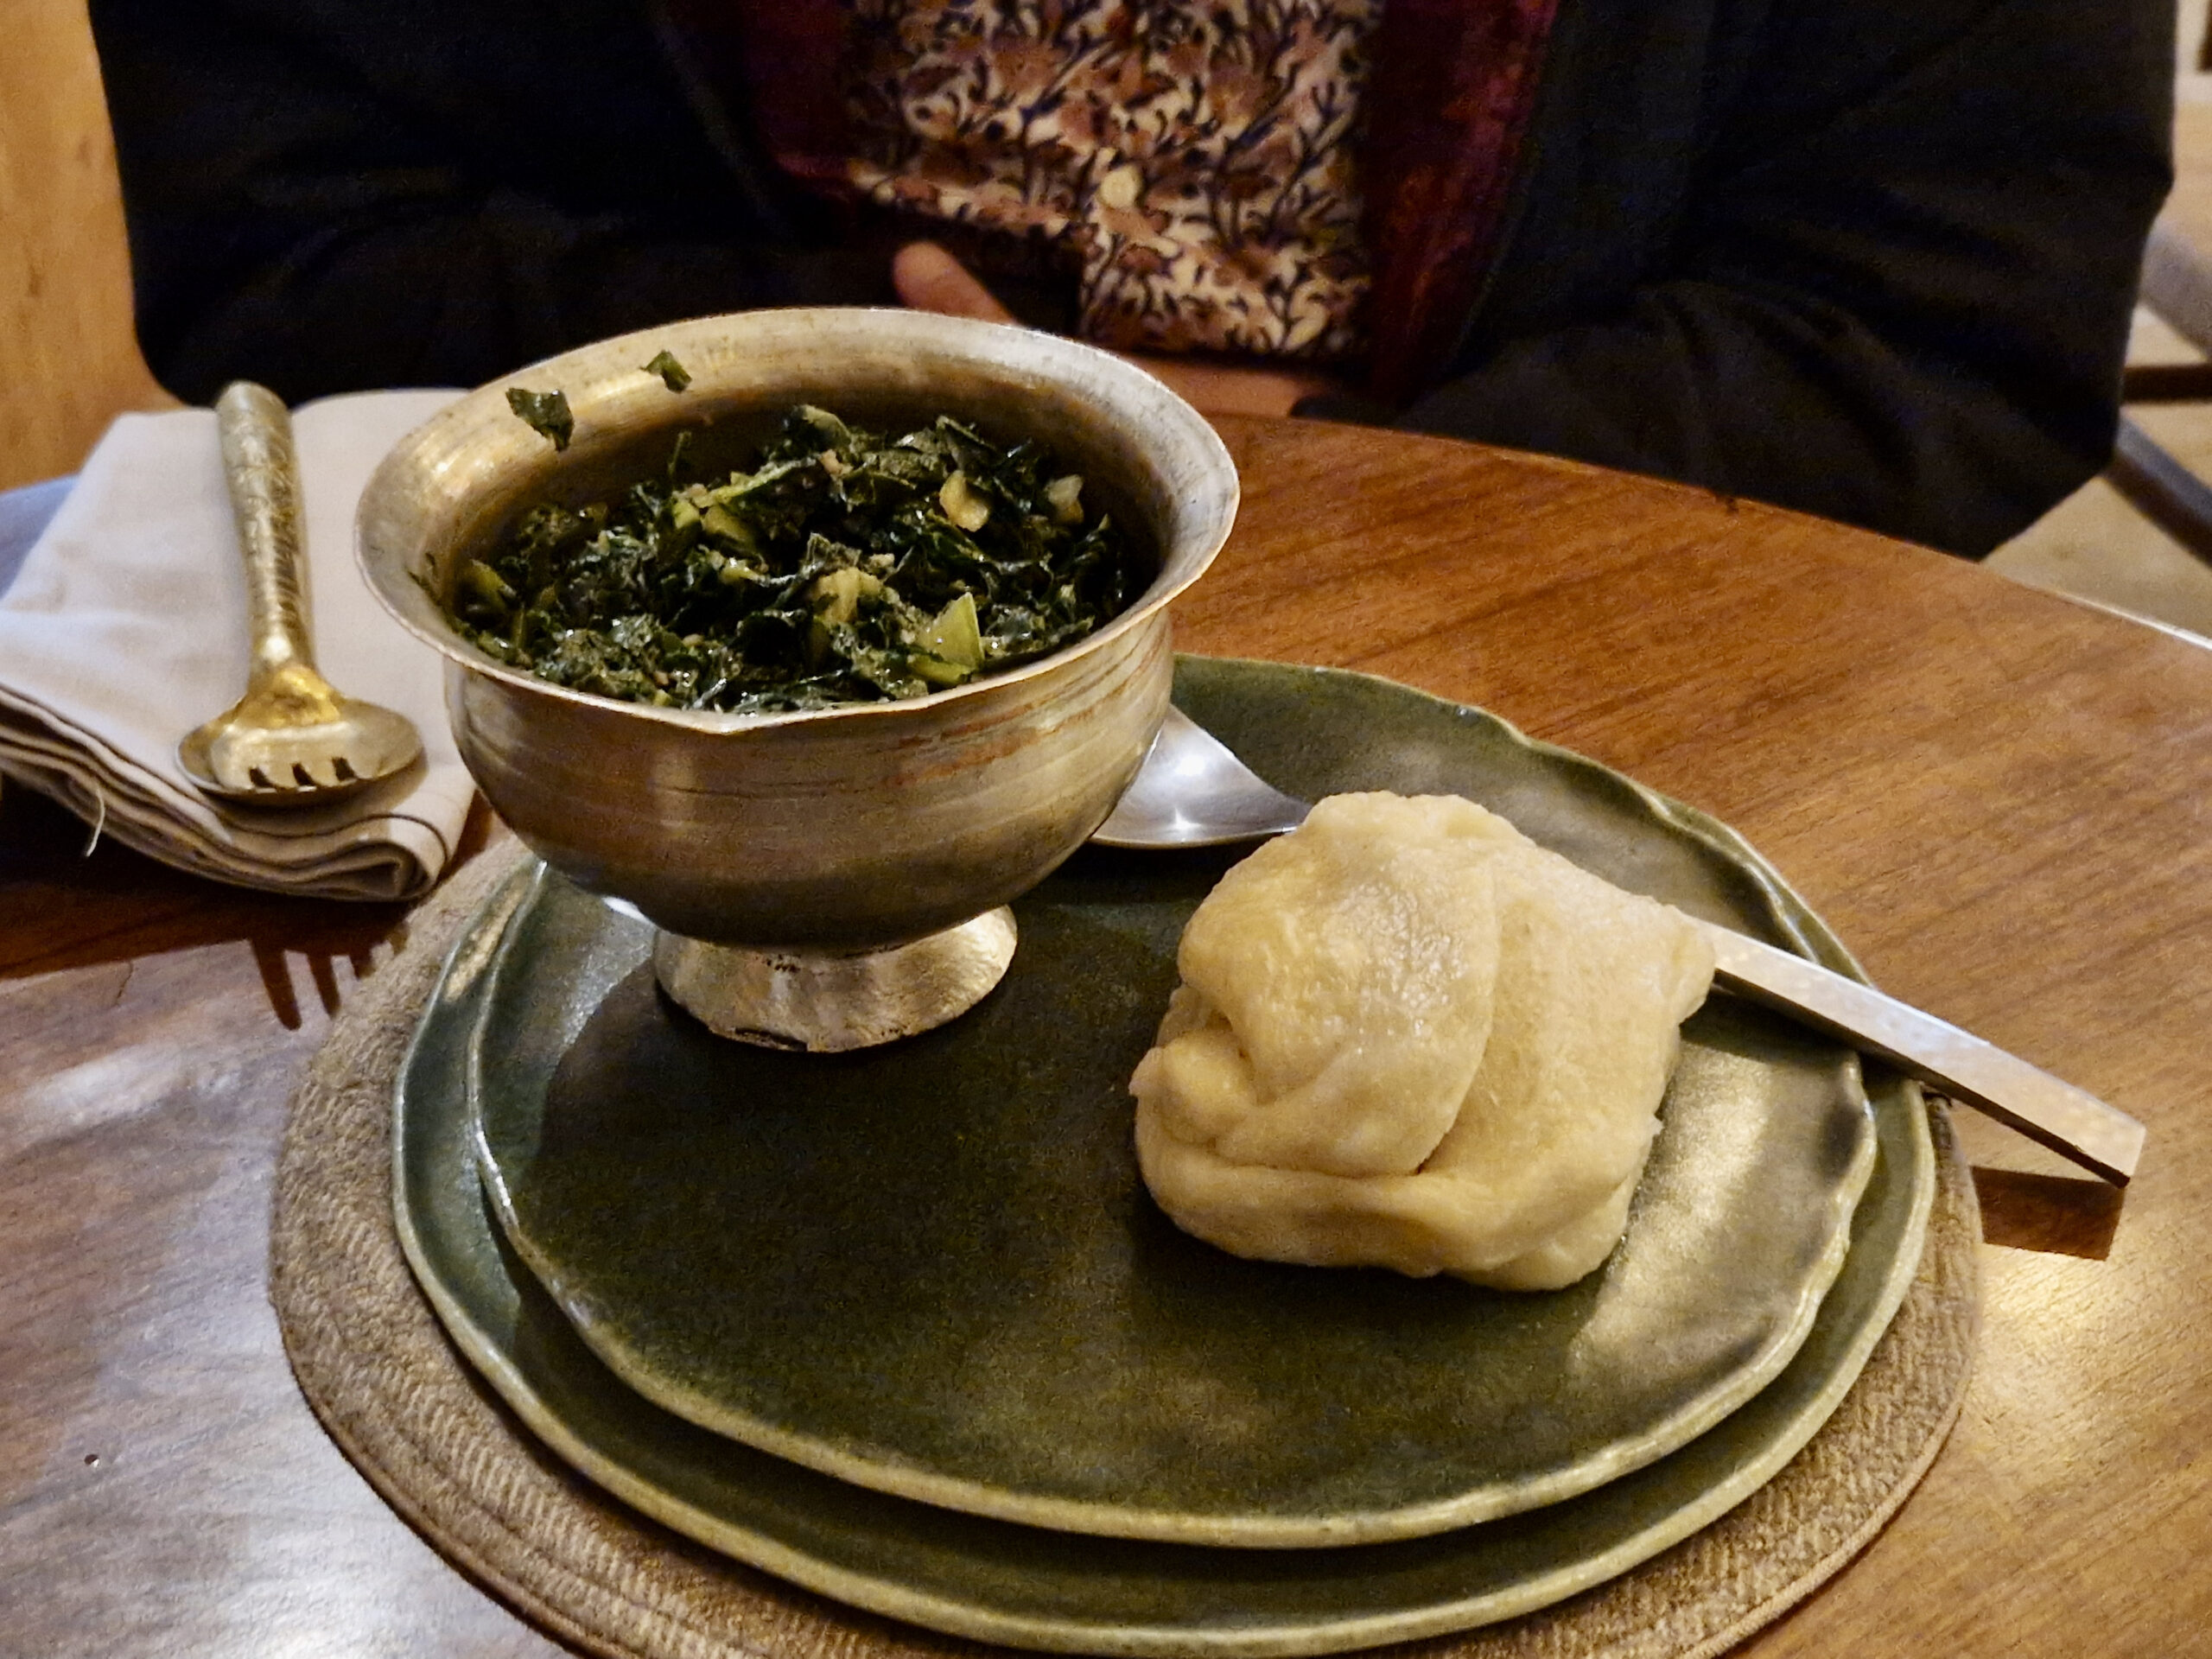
[653,906,1019,1051]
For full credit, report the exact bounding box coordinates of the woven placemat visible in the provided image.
[270,844,1980,1659]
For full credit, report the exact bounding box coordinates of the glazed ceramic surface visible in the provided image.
[462,660,1895,1551]
[355,308,1238,949]
[394,661,1934,1654]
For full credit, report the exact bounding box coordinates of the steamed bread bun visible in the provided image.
[1128,792,1715,1291]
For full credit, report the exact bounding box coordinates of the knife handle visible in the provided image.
[1698,923,2145,1186]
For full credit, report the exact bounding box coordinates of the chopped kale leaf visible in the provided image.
[643,350,693,392]
[505,387,575,451]
[445,405,1147,715]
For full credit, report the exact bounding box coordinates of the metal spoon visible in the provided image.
[1095,707,2146,1186]
[177,382,423,805]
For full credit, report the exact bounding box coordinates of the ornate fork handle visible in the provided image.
[218,381,340,716]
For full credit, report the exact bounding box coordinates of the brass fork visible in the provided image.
[177,382,422,804]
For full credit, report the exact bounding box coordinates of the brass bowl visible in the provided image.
[356,309,1238,1046]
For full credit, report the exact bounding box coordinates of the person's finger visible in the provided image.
[893,242,1020,324]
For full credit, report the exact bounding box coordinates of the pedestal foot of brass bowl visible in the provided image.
[652,909,1019,1052]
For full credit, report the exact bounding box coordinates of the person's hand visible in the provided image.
[891,242,1345,419]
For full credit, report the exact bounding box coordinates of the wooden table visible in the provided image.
[4,417,2208,1656]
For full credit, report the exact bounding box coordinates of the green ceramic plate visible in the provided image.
[450,659,1887,1554]
[464,659,1882,1549]
[395,658,1933,1652]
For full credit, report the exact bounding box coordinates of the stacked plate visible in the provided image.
[392,658,1935,1656]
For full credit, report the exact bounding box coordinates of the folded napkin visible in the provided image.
[0,390,476,901]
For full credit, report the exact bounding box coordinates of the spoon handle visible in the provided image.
[216,381,315,687]
[1698,921,2145,1185]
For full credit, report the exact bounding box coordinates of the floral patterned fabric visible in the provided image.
[844,0,1382,361]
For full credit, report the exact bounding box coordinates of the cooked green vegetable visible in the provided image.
[505,387,575,450]
[643,350,692,392]
[444,404,1147,714]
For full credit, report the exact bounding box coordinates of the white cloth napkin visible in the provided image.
[0,390,475,901]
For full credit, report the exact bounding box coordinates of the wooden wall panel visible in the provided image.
[0,0,177,492]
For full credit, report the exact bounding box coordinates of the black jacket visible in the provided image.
[89,0,2172,554]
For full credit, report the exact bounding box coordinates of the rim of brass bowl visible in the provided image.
[353,309,1240,944]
